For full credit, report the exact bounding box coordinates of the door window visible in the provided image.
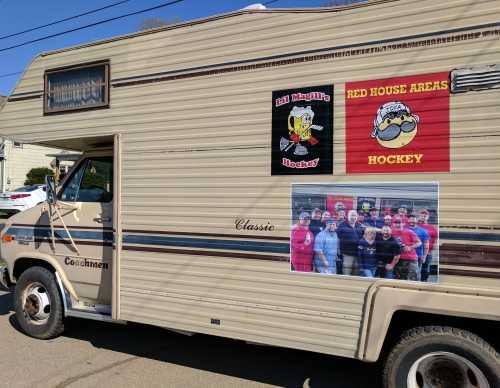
[59,157,113,202]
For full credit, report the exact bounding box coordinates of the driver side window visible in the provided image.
[59,157,113,202]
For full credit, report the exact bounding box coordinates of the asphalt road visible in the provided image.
[0,289,381,388]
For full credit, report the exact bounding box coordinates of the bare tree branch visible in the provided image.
[138,17,181,31]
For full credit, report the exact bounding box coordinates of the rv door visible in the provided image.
[50,155,114,303]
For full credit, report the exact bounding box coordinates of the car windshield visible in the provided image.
[13,185,40,192]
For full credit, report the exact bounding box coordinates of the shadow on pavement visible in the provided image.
[2,289,381,387]
[0,290,13,315]
[61,317,382,388]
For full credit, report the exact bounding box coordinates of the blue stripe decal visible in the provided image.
[7,227,113,242]
[440,231,500,243]
[122,234,289,254]
[6,227,500,254]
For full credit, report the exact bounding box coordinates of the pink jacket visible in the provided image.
[290,224,314,272]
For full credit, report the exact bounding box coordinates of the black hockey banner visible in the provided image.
[271,85,333,175]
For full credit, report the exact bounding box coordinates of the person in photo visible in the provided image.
[358,227,378,277]
[313,219,339,274]
[418,209,438,282]
[309,208,323,236]
[397,205,410,226]
[321,211,332,231]
[391,216,422,281]
[366,207,384,228]
[408,214,430,271]
[337,210,364,276]
[291,212,315,272]
[336,209,346,223]
[375,225,401,279]
[357,212,368,227]
[383,214,393,227]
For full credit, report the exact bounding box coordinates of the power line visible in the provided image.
[0,71,22,79]
[0,0,134,42]
[0,0,186,54]
[263,0,280,5]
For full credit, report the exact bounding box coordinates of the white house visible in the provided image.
[0,96,75,191]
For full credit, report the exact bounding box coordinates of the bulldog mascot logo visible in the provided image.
[371,101,419,149]
[280,106,323,156]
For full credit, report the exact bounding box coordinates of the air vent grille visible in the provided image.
[451,64,500,93]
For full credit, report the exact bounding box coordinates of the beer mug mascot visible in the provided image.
[280,106,323,156]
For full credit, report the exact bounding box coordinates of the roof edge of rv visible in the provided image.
[40,0,396,58]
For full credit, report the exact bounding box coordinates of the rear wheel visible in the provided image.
[14,266,64,339]
[383,326,500,388]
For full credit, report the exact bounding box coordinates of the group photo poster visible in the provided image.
[271,85,333,175]
[290,182,439,283]
[345,72,450,174]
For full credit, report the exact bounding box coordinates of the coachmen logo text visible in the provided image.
[271,85,333,175]
[345,73,450,174]
[65,257,109,270]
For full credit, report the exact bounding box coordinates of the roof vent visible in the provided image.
[450,64,500,93]
[243,3,267,10]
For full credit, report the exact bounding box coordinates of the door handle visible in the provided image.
[94,217,111,223]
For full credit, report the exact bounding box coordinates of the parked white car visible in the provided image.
[0,185,46,217]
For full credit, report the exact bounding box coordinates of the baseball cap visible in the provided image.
[373,101,411,129]
[299,212,311,220]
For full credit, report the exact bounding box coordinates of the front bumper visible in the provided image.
[0,265,10,289]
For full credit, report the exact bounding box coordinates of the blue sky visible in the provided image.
[0,0,334,96]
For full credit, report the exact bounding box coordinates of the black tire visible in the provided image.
[14,266,65,339]
[383,326,500,388]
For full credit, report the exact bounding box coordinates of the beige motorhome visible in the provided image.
[0,1,499,387]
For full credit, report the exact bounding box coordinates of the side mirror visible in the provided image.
[45,175,57,205]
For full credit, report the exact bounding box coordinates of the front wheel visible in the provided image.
[14,266,64,339]
[383,326,500,388]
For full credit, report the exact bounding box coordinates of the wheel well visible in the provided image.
[380,310,500,359]
[13,258,56,281]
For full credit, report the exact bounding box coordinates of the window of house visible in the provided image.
[44,61,110,114]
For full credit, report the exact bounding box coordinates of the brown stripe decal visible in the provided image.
[440,260,500,269]
[32,238,112,247]
[7,94,42,102]
[13,223,113,231]
[122,229,289,241]
[440,243,500,269]
[440,268,500,279]
[112,27,500,88]
[122,245,288,262]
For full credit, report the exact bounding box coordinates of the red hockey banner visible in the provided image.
[345,72,450,174]
[326,195,353,219]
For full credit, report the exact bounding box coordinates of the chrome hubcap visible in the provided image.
[408,351,490,388]
[23,282,51,324]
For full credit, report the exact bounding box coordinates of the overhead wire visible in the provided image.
[0,0,134,41]
[0,0,186,54]
[0,71,22,79]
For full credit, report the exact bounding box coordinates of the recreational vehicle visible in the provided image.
[0,1,499,387]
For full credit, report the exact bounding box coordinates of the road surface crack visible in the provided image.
[54,355,139,388]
